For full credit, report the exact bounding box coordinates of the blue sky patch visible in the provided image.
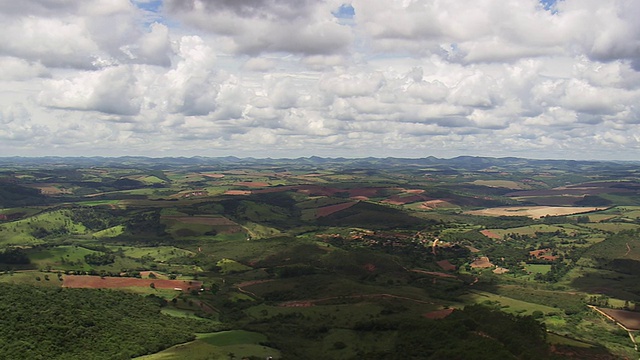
[133,0,162,13]
[333,4,355,19]
[539,0,558,11]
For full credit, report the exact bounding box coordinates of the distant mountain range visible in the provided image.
[0,155,637,171]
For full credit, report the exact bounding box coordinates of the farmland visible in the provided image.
[2,155,640,359]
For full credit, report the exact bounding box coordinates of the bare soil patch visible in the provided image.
[382,194,428,205]
[403,189,425,194]
[419,199,454,209]
[470,256,494,269]
[595,307,640,330]
[493,267,509,274]
[529,249,558,261]
[424,308,454,319]
[466,206,604,219]
[316,202,357,218]
[348,187,383,197]
[350,196,369,201]
[202,173,225,178]
[480,229,501,239]
[436,260,456,271]
[63,275,202,292]
[224,190,252,195]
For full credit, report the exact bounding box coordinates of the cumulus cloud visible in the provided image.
[2,0,640,159]
[163,0,353,55]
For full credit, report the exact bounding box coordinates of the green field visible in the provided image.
[134,331,280,360]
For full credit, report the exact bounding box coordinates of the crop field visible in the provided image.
[466,206,604,218]
[470,180,528,189]
[595,307,640,330]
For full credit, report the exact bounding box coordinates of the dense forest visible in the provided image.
[0,284,220,360]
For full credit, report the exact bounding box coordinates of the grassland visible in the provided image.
[134,331,280,360]
[466,206,605,219]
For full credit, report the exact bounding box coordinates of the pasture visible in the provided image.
[461,290,559,315]
[134,331,280,360]
[466,206,604,219]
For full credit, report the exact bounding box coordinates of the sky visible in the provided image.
[1,0,640,160]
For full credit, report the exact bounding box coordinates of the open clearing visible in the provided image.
[134,331,280,360]
[594,307,640,330]
[62,275,202,292]
[466,206,604,219]
[316,202,357,218]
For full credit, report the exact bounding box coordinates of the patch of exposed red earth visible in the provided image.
[316,202,357,218]
[348,188,384,197]
[382,194,429,205]
[224,190,252,195]
[480,229,501,239]
[436,260,456,271]
[350,196,369,200]
[403,189,425,194]
[596,307,640,330]
[529,248,558,261]
[63,275,202,292]
[363,263,376,272]
[423,308,454,319]
[418,199,454,209]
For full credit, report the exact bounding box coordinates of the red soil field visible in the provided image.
[596,307,640,330]
[63,275,203,292]
[382,194,429,205]
[424,308,454,319]
[224,190,252,195]
[436,260,457,271]
[350,196,369,200]
[403,189,425,194]
[316,202,357,218]
[480,229,501,239]
[419,199,452,209]
[348,187,384,197]
[529,249,558,261]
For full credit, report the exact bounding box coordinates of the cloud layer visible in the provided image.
[1,0,640,159]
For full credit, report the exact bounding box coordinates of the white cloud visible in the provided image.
[2,0,640,160]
